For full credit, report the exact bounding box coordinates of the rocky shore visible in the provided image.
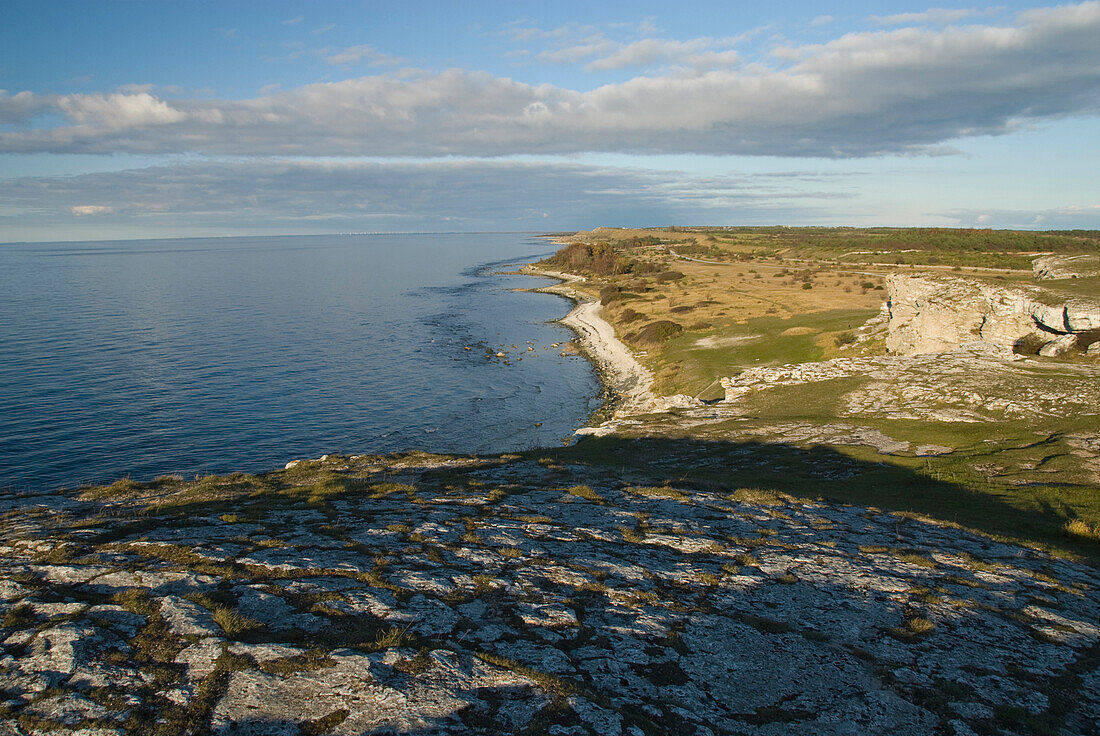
[525,267,700,424]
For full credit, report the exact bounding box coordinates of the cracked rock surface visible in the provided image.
[1,452,1098,734]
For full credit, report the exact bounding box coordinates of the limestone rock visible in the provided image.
[5,449,1100,734]
[24,692,113,726]
[643,394,704,412]
[1066,299,1100,332]
[884,273,1100,356]
[175,637,224,682]
[1033,254,1100,280]
[1039,333,1078,357]
[915,444,953,456]
[721,349,1100,421]
[211,648,547,735]
[159,595,219,636]
[84,605,146,637]
[236,588,324,632]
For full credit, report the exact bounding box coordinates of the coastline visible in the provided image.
[522,265,657,423]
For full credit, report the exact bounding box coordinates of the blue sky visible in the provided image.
[2,0,1099,241]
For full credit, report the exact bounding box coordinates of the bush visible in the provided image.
[656,270,686,283]
[542,242,634,276]
[599,285,622,304]
[630,320,684,344]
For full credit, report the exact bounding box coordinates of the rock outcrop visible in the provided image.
[720,346,1100,422]
[884,273,1100,356]
[1033,254,1100,280]
[2,453,1100,735]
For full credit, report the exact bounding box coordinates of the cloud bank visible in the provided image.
[1,2,1098,158]
[0,159,850,238]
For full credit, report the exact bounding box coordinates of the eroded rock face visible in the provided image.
[1033,254,1100,280]
[884,273,1100,357]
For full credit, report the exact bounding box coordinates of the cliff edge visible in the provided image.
[885,273,1100,357]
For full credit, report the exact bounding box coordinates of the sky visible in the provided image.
[2,0,1100,242]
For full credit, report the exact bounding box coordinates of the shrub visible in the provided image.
[599,285,622,304]
[655,270,685,283]
[630,320,684,345]
[542,242,635,276]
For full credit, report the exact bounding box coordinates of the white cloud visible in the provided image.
[2,3,1100,158]
[70,205,115,215]
[867,7,997,26]
[811,15,835,27]
[311,23,336,35]
[526,24,743,72]
[116,83,157,94]
[283,16,303,26]
[944,203,1100,228]
[582,39,740,71]
[325,45,404,66]
[0,160,846,236]
[0,90,48,124]
[538,39,618,64]
[55,92,187,129]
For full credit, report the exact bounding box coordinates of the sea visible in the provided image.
[0,233,602,491]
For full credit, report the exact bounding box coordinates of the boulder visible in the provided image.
[1039,333,1079,357]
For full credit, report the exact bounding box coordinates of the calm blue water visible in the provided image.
[0,234,601,491]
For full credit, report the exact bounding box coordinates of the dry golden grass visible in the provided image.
[905,615,935,635]
[209,605,261,636]
[566,485,603,502]
[1064,518,1100,541]
[626,485,689,501]
[730,487,790,506]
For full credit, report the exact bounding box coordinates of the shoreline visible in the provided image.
[522,265,658,423]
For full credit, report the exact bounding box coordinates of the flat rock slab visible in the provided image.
[211,648,546,735]
[0,452,1098,734]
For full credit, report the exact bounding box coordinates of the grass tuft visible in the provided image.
[566,485,603,502]
[209,605,261,636]
[1063,518,1100,542]
[626,485,689,501]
